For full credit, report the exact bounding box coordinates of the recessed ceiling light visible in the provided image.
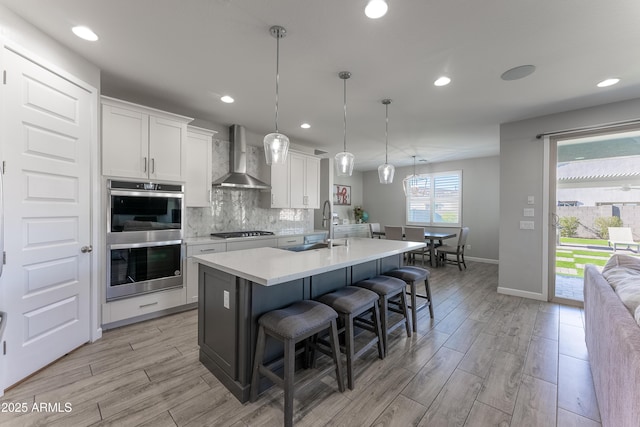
[365,0,388,19]
[574,156,585,160]
[220,95,234,103]
[597,78,620,88]
[501,65,536,81]
[71,26,98,41]
[300,123,311,129]
[434,76,451,87]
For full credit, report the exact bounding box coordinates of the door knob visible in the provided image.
[81,245,93,253]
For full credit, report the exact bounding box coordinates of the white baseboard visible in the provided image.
[91,327,103,343]
[466,256,499,264]
[497,287,546,301]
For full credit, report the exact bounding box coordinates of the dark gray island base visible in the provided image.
[197,254,403,403]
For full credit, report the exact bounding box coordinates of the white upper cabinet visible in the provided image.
[269,160,290,208]
[185,126,216,207]
[268,151,320,209]
[101,96,192,182]
[290,152,320,209]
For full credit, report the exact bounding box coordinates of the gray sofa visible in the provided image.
[584,255,640,427]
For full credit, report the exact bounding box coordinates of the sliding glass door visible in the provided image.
[548,126,640,304]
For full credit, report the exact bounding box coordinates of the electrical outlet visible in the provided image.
[465,244,471,250]
[223,290,230,309]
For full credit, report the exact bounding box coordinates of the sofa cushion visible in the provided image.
[602,254,640,324]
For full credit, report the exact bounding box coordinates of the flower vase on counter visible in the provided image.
[354,206,368,223]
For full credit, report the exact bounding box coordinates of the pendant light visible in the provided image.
[402,155,427,196]
[365,0,388,19]
[335,71,355,177]
[378,99,395,184]
[263,25,290,165]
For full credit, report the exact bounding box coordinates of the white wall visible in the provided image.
[363,156,500,262]
[334,171,364,223]
[0,5,100,88]
[499,97,640,298]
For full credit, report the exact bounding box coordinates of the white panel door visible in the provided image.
[1,49,92,388]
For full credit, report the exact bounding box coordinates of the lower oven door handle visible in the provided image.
[109,240,182,250]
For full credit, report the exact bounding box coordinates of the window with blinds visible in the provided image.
[405,170,462,226]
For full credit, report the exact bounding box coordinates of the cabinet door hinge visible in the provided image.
[2,160,5,174]
[2,70,6,85]
[3,252,6,265]
[3,341,6,356]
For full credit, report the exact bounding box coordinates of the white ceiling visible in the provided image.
[3,0,640,171]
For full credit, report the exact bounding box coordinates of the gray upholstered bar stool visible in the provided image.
[250,300,344,427]
[316,286,384,390]
[353,275,412,354]
[384,266,433,332]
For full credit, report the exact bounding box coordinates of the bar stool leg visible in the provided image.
[409,282,418,333]
[372,303,385,359]
[425,278,434,318]
[379,297,389,356]
[250,325,267,402]
[344,312,356,390]
[328,319,345,392]
[401,290,412,336]
[283,338,295,427]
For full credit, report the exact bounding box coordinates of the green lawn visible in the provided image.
[556,243,613,278]
[559,237,609,246]
[557,237,640,279]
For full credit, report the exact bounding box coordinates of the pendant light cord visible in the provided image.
[274,32,280,133]
[343,77,347,153]
[385,103,389,163]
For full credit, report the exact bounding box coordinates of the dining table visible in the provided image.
[371,229,457,267]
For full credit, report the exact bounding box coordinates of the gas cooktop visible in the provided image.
[210,231,275,239]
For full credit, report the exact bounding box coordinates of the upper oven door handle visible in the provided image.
[108,189,183,199]
[109,240,183,250]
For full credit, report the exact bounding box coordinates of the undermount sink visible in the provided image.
[281,242,340,252]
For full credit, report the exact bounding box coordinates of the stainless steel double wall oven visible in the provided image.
[107,180,184,301]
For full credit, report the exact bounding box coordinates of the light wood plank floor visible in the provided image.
[0,261,602,426]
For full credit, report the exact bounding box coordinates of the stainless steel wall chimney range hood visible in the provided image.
[212,125,271,190]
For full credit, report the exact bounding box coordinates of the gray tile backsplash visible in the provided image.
[184,138,314,237]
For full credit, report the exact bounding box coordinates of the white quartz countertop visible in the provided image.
[194,237,425,286]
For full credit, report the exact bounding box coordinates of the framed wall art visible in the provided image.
[334,184,351,205]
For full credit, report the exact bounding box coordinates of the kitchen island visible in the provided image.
[194,237,425,402]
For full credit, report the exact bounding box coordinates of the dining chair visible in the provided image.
[384,226,403,241]
[437,227,470,270]
[404,226,430,266]
[369,223,381,238]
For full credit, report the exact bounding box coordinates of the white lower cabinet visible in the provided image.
[102,287,186,325]
[277,236,304,247]
[186,241,227,303]
[226,238,278,251]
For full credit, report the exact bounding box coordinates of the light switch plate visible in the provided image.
[523,208,534,217]
[520,220,535,230]
[527,196,534,205]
